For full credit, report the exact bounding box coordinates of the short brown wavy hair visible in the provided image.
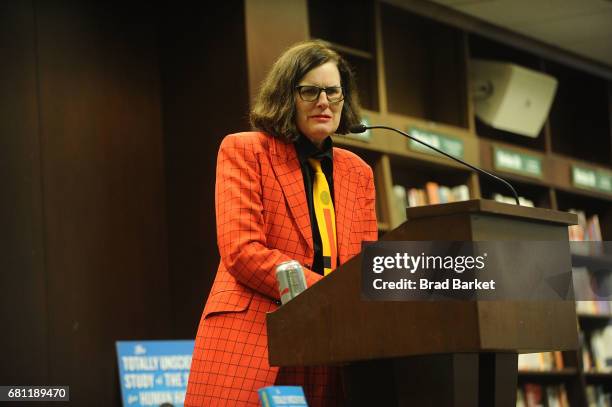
[250,40,362,143]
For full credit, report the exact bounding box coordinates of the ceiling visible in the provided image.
[429,0,612,68]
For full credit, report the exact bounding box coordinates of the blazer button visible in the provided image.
[274,300,282,306]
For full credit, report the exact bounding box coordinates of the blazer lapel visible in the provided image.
[332,150,357,265]
[269,137,314,252]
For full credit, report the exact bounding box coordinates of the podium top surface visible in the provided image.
[405,199,577,226]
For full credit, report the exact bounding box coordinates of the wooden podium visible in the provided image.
[266,199,579,406]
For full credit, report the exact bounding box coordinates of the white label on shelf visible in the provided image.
[496,149,521,170]
[493,147,542,178]
[572,166,612,194]
[573,167,597,189]
[407,127,464,159]
[597,172,612,192]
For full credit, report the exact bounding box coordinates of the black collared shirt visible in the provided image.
[294,135,334,276]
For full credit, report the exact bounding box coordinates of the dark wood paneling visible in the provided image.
[245,0,309,102]
[2,1,250,402]
[0,0,48,384]
[35,1,170,404]
[157,0,250,338]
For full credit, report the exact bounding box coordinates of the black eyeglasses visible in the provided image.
[295,85,344,103]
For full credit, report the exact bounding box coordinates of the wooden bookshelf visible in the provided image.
[578,313,612,322]
[584,372,612,382]
[311,2,612,406]
[518,369,578,378]
[247,0,612,405]
[518,368,580,395]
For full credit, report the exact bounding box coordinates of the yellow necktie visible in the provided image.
[309,158,337,276]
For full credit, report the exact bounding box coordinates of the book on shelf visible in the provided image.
[407,187,424,207]
[392,185,408,223]
[590,325,612,373]
[517,387,526,407]
[520,383,569,407]
[546,385,570,407]
[518,351,564,372]
[581,330,595,373]
[587,214,602,242]
[580,325,612,373]
[395,182,469,209]
[425,182,440,205]
[585,385,611,407]
[519,353,540,371]
[438,186,451,203]
[524,383,543,407]
[568,210,602,242]
[576,300,612,316]
[553,352,564,371]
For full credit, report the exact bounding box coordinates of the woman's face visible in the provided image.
[295,62,344,148]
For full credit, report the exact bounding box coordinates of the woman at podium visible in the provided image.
[185,40,378,407]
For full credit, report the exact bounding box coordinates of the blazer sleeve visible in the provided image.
[362,165,379,242]
[215,134,323,300]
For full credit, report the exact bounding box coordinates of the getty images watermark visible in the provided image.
[361,241,612,301]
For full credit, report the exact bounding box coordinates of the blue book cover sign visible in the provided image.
[258,386,308,407]
[116,340,195,407]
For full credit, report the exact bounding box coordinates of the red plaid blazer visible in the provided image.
[185,132,377,406]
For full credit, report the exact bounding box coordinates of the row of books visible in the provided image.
[586,385,612,407]
[517,384,568,407]
[487,200,605,243]
[580,325,612,373]
[576,300,612,316]
[392,182,470,222]
[568,210,602,241]
[518,352,564,372]
[492,193,535,207]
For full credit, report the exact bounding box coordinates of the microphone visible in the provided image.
[349,124,520,205]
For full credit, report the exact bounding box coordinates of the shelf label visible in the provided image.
[493,147,542,179]
[572,165,612,194]
[407,127,464,159]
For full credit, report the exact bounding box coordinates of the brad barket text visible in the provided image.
[372,278,497,290]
